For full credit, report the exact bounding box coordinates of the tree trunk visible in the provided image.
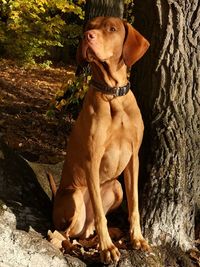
[85,0,124,22]
[131,0,200,249]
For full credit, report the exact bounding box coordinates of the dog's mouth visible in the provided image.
[82,40,107,63]
[86,47,98,62]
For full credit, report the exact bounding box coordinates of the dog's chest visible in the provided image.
[99,116,134,182]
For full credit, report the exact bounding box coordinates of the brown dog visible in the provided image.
[52,17,150,263]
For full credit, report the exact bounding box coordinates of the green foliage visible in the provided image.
[0,0,85,64]
[47,68,91,120]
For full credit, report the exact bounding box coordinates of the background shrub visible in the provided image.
[0,0,85,64]
[47,66,91,120]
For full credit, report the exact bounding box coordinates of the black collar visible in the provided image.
[90,79,130,97]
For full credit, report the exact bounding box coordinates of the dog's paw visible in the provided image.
[100,243,120,264]
[131,235,150,252]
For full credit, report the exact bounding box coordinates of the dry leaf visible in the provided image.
[78,235,98,248]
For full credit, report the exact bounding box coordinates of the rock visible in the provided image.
[0,139,85,267]
[0,206,69,267]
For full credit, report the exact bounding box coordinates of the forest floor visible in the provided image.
[0,59,75,164]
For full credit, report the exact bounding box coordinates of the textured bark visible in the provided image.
[85,0,124,21]
[131,0,200,250]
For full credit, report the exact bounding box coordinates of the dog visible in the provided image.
[52,16,150,263]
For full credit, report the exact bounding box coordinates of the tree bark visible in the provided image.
[85,0,124,22]
[131,0,200,249]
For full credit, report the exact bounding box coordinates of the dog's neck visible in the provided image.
[90,58,128,88]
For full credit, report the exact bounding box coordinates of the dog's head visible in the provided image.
[77,17,150,68]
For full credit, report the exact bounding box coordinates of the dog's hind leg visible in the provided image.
[53,188,86,238]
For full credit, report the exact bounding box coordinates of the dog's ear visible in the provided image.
[123,22,150,67]
[76,39,87,66]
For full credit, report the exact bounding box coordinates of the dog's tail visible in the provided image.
[47,172,57,198]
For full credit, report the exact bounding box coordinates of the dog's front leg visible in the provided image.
[85,150,120,263]
[124,154,150,251]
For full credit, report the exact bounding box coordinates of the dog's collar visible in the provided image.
[90,79,130,97]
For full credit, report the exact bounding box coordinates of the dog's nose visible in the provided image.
[85,31,96,41]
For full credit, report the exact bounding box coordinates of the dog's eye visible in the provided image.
[109,27,117,32]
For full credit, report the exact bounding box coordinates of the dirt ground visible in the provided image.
[0,59,75,164]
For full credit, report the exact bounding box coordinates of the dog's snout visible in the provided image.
[84,30,96,41]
